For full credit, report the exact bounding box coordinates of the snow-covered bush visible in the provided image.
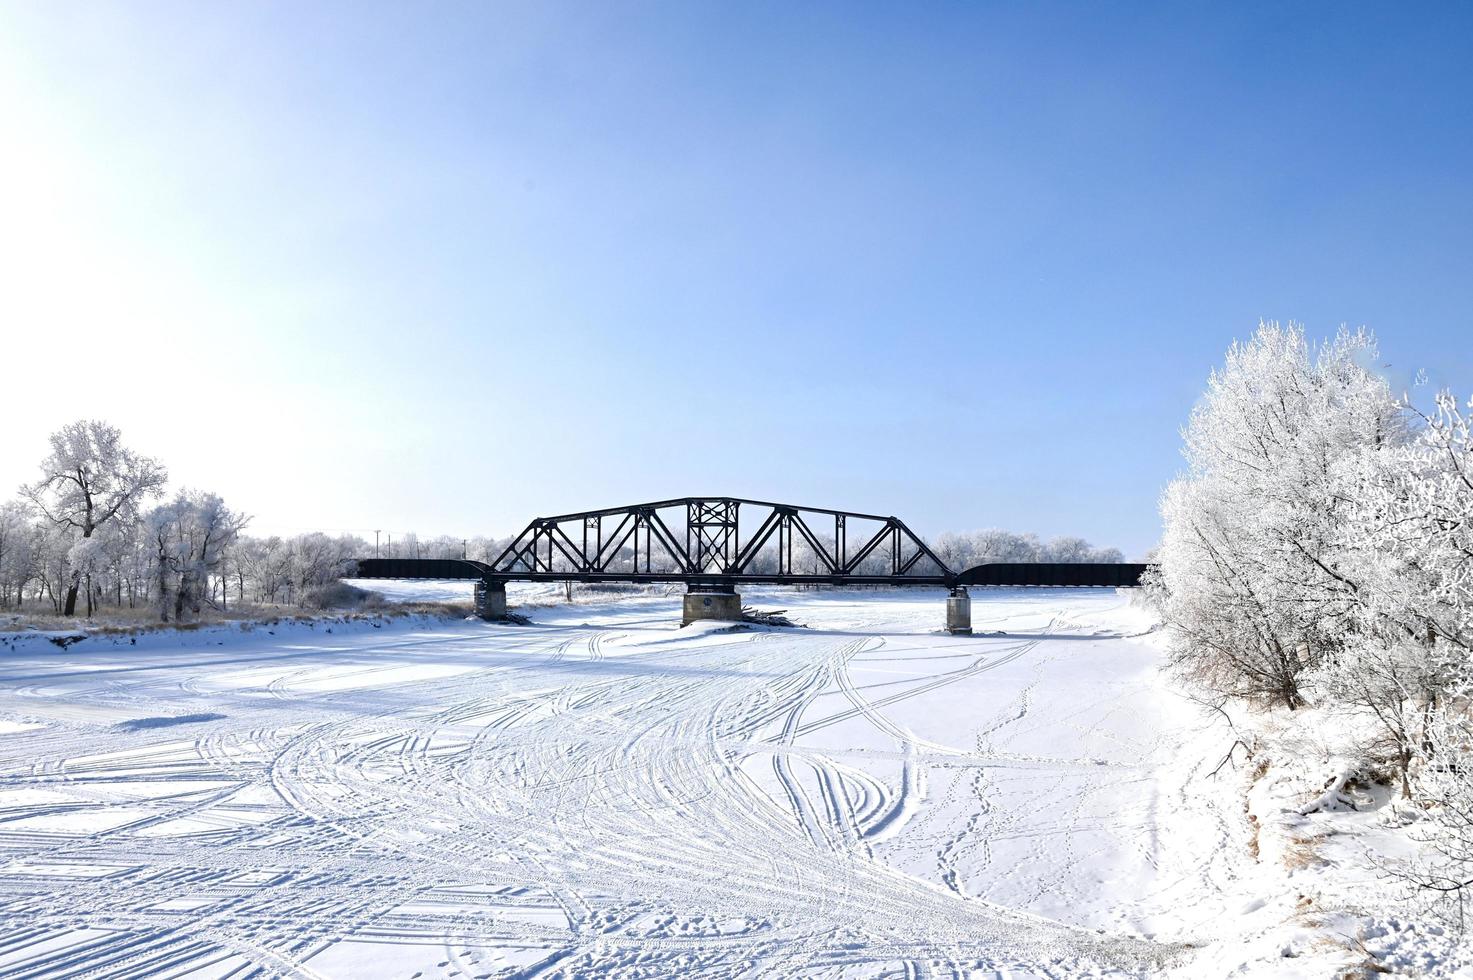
[302,581,389,611]
[1404,676,1473,930]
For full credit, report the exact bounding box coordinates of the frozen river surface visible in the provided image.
[0,588,1222,978]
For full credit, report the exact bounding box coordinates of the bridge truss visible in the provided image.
[488,497,949,587]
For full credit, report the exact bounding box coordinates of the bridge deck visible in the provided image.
[350,558,1148,589]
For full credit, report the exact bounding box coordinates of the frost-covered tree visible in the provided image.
[21,421,167,616]
[234,536,279,603]
[1341,391,1473,660]
[1322,391,1473,795]
[31,522,76,614]
[176,493,248,618]
[1147,323,1407,709]
[66,536,109,617]
[1042,536,1093,563]
[283,533,366,602]
[1149,320,1473,809]
[0,503,30,606]
[468,535,513,565]
[145,491,249,622]
[0,502,36,607]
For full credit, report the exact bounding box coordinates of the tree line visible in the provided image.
[932,529,1123,569]
[0,421,518,620]
[1,423,1122,621]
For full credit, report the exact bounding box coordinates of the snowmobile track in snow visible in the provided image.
[0,592,1190,978]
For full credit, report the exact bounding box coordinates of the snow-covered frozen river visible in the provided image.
[0,587,1225,978]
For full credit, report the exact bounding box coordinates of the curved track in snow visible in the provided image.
[0,590,1193,978]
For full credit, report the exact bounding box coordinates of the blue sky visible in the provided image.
[2,2,1470,558]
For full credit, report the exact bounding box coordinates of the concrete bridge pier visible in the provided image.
[682,586,743,626]
[474,580,508,620]
[946,586,972,635]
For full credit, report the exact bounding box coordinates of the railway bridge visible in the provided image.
[352,496,1149,634]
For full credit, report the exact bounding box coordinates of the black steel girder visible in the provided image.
[951,562,1150,588]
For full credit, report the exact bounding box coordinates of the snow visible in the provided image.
[1176,704,1473,978]
[344,576,477,603]
[0,586,1458,976]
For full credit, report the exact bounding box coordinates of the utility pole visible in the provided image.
[387,533,392,559]
[375,530,381,558]
[462,539,468,559]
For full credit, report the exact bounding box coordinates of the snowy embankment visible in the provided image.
[0,584,1459,977]
[0,611,464,656]
[1180,706,1472,978]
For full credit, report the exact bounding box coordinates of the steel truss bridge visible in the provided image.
[353,496,1148,591]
